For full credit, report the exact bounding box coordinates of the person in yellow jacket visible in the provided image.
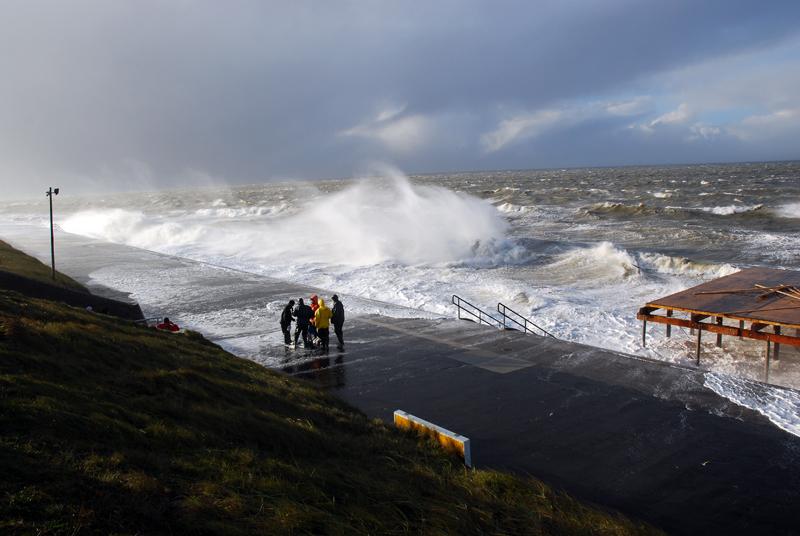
[314,298,333,351]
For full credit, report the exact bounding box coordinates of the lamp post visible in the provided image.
[46,187,59,280]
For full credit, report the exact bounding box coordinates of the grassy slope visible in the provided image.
[0,240,88,293]
[0,240,662,535]
[0,293,661,535]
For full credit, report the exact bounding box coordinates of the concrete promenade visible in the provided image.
[5,227,800,535]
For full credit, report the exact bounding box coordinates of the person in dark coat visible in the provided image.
[279,300,295,345]
[331,294,345,350]
[292,298,314,347]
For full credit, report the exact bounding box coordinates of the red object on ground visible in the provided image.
[156,321,180,332]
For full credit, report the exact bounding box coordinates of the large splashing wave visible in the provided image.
[61,169,512,267]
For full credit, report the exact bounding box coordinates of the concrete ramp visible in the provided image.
[292,314,800,535]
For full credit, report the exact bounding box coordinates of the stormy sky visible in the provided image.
[1,0,800,196]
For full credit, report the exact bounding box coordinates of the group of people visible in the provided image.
[280,294,345,351]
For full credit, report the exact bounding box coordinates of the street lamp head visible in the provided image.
[53,188,59,195]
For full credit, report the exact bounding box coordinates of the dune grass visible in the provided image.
[0,239,87,292]
[0,290,662,534]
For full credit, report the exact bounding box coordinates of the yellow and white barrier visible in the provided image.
[393,410,472,467]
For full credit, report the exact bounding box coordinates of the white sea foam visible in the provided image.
[775,202,800,219]
[60,208,210,255]
[700,204,763,216]
[704,372,800,438]
[193,204,290,219]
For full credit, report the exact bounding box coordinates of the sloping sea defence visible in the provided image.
[0,241,657,535]
[0,245,143,320]
[5,228,800,534]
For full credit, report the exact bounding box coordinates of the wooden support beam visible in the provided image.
[739,320,744,340]
[716,317,723,347]
[666,309,672,337]
[774,326,781,361]
[696,328,702,365]
[642,319,647,347]
[635,313,800,347]
[765,341,771,383]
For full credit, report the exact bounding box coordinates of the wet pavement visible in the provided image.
[4,225,800,535]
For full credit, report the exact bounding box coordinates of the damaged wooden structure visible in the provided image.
[637,267,800,382]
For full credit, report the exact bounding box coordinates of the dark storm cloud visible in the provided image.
[0,0,799,196]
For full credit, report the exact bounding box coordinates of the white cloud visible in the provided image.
[605,96,651,116]
[687,123,721,141]
[649,103,690,127]
[627,103,699,138]
[481,96,652,152]
[340,106,434,153]
[375,103,407,122]
[729,108,800,141]
[481,109,564,152]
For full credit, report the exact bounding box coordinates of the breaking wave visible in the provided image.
[537,242,738,286]
[580,201,768,219]
[61,169,511,267]
[495,202,533,215]
[637,252,738,278]
[543,242,640,284]
[193,204,292,219]
[700,204,764,216]
[775,202,800,219]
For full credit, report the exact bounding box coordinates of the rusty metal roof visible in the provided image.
[646,267,800,328]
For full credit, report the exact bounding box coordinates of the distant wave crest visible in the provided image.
[580,201,767,219]
[537,242,737,287]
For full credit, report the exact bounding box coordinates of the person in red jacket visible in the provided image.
[308,295,319,344]
[156,317,180,332]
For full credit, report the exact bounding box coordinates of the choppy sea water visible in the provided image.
[2,161,800,435]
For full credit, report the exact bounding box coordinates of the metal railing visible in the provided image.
[497,302,556,338]
[452,295,503,329]
[134,316,163,325]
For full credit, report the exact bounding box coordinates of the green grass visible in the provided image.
[0,292,662,535]
[0,239,87,292]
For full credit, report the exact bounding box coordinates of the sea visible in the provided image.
[2,161,800,435]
